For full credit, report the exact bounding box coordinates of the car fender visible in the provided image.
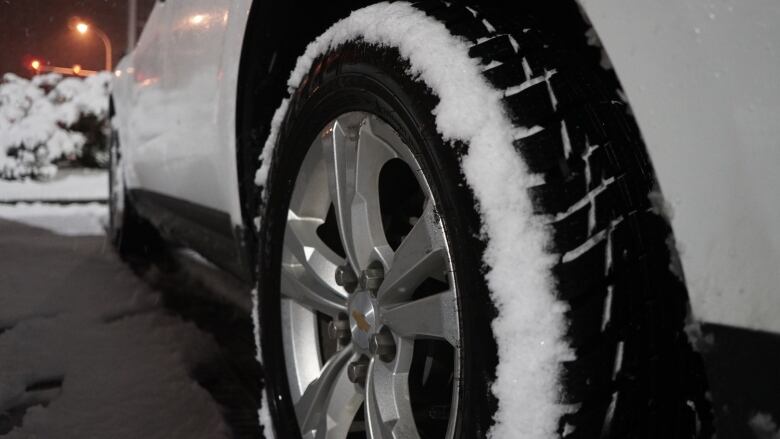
[579,0,780,332]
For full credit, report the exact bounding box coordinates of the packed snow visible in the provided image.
[0,211,229,438]
[0,72,111,180]
[255,2,571,438]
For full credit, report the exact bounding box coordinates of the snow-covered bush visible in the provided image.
[0,72,111,180]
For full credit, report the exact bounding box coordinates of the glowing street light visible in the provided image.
[70,18,112,71]
[31,59,41,71]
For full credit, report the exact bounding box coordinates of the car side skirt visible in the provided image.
[129,189,253,283]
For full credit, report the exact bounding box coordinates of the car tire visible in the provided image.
[254,2,712,438]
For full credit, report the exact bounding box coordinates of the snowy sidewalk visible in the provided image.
[0,209,232,438]
[0,168,108,204]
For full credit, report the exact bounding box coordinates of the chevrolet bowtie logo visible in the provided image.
[352,310,371,332]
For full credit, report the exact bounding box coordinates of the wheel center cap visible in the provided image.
[348,291,378,352]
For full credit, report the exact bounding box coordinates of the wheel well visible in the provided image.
[233,0,602,255]
[235,0,374,257]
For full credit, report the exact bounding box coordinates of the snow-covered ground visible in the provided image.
[0,168,108,203]
[0,205,231,438]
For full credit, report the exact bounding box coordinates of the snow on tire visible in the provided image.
[253,2,711,438]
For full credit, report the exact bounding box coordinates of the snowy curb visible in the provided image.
[0,202,108,236]
[0,169,108,203]
[254,2,572,438]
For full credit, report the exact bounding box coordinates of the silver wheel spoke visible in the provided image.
[297,348,362,439]
[351,118,398,271]
[381,290,458,346]
[323,116,361,271]
[324,116,397,272]
[365,340,420,439]
[280,269,346,318]
[377,202,446,304]
[282,212,348,318]
[285,212,347,290]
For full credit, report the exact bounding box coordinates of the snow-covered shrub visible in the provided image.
[0,72,111,180]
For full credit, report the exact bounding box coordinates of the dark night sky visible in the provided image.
[0,0,155,77]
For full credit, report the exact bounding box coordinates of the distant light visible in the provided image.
[76,22,89,34]
[31,60,41,71]
[73,64,82,74]
[189,14,205,25]
[114,69,122,77]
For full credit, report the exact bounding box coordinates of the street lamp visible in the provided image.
[71,19,112,72]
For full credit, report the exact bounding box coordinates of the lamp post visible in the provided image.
[128,0,137,50]
[73,20,113,72]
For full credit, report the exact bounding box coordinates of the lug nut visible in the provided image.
[359,265,384,292]
[369,331,396,362]
[347,360,369,384]
[335,265,358,292]
[328,318,350,342]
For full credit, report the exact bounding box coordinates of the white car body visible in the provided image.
[113,0,780,334]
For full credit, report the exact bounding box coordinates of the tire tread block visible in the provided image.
[553,237,606,301]
[483,59,528,89]
[468,35,518,64]
[528,171,587,215]
[503,80,556,128]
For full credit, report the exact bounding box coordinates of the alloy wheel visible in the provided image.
[279,112,461,439]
